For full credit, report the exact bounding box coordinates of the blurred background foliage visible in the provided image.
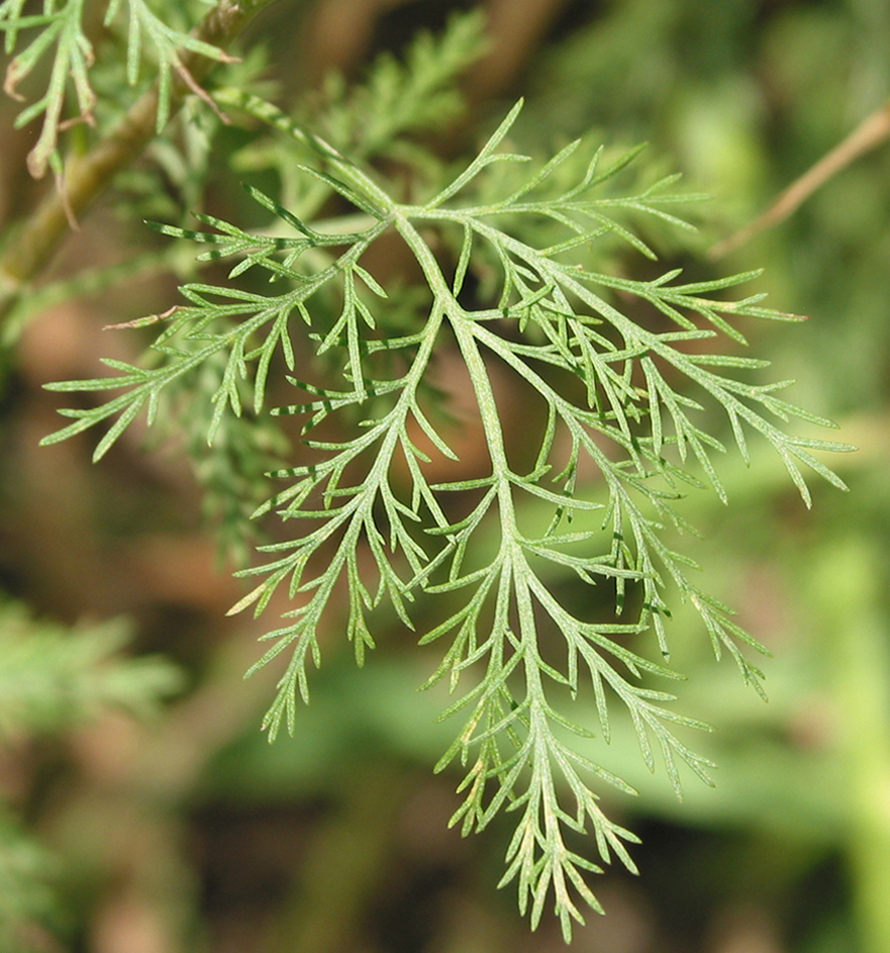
[1,0,889,951]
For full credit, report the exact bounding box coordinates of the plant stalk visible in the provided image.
[710,97,890,259]
[0,0,281,333]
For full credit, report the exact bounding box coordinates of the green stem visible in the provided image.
[0,0,281,333]
[393,210,561,816]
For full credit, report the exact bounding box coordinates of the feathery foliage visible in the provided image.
[0,599,183,735]
[39,70,852,936]
[0,599,183,944]
[0,0,233,179]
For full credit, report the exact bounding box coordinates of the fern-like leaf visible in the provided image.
[41,98,853,936]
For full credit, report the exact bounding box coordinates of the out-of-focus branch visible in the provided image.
[0,0,281,332]
[710,97,890,259]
